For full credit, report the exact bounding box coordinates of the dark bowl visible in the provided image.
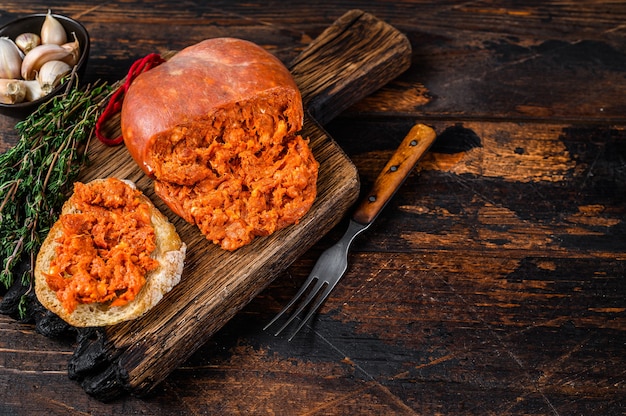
[0,13,90,118]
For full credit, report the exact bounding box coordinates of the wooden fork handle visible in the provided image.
[352,123,437,225]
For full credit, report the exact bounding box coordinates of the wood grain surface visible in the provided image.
[1,1,625,415]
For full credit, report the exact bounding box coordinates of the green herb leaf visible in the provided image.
[0,79,114,317]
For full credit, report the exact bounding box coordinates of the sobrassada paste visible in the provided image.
[121,38,318,250]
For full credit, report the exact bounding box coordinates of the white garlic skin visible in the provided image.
[0,78,27,104]
[23,79,46,101]
[15,33,41,54]
[2,10,82,104]
[21,43,70,80]
[41,10,67,45]
[37,59,71,93]
[0,37,23,79]
[61,32,81,66]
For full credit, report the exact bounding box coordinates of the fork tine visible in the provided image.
[263,275,318,331]
[268,276,327,337]
[272,278,327,336]
[286,279,341,341]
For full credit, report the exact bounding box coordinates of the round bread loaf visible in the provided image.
[121,38,318,251]
[35,178,186,327]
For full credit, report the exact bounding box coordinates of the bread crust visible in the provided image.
[34,179,186,327]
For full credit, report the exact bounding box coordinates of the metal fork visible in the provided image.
[264,123,437,341]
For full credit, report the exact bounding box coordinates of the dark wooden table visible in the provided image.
[1,1,625,415]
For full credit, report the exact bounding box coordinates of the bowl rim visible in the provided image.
[0,13,90,111]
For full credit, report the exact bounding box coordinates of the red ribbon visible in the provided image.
[95,53,166,146]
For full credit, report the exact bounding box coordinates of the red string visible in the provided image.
[95,53,166,146]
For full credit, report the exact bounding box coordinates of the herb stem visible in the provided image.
[0,180,20,213]
[0,80,114,315]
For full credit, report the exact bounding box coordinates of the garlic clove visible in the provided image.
[0,78,26,104]
[15,32,41,54]
[23,79,46,101]
[21,43,70,80]
[37,60,71,94]
[0,37,23,79]
[61,32,81,66]
[41,10,67,45]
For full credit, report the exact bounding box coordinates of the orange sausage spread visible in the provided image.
[121,38,318,251]
[43,178,159,313]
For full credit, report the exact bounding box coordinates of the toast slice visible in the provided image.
[35,178,186,327]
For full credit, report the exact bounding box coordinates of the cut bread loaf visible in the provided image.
[35,178,186,327]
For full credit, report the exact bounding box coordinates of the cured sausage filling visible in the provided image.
[43,179,159,313]
[152,93,318,251]
[121,38,318,251]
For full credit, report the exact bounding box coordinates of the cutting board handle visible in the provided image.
[290,9,412,125]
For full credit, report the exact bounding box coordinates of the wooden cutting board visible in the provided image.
[69,9,411,400]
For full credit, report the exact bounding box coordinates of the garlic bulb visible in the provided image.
[37,60,71,93]
[15,32,41,54]
[41,10,67,45]
[21,43,70,80]
[0,78,26,104]
[0,37,23,79]
[23,79,46,101]
[61,32,80,66]
[2,10,81,104]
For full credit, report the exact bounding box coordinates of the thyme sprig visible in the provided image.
[0,80,115,315]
